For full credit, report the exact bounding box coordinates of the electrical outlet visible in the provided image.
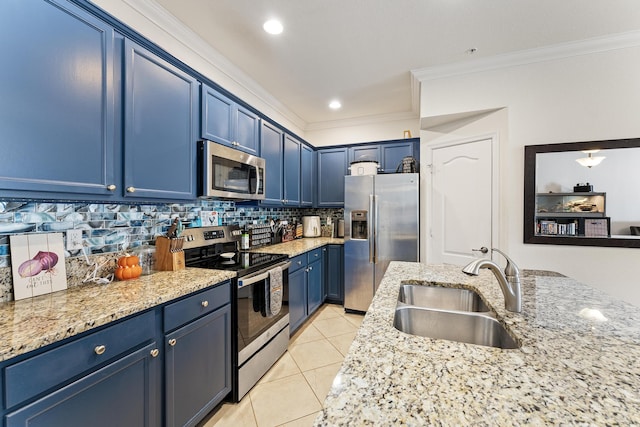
[66,229,84,251]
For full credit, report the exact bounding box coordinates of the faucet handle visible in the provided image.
[491,248,520,278]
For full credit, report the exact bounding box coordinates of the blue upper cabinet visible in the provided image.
[380,140,418,173]
[283,134,301,206]
[260,121,284,205]
[201,84,259,155]
[123,39,198,200]
[348,145,380,164]
[0,0,117,196]
[300,144,314,207]
[316,148,348,207]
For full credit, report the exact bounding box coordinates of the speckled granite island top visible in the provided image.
[251,237,344,257]
[0,268,235,362]
[315,262,640,426]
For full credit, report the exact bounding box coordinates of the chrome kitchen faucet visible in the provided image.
[462,248,522,312]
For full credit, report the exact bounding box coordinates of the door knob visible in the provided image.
[472,247,489,254]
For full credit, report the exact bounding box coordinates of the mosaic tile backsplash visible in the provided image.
[0,199,343,301]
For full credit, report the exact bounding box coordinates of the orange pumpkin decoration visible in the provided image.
[115,255,143,280]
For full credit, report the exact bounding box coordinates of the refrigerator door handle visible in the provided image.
[373,194,379,264]
[369,194,374,264]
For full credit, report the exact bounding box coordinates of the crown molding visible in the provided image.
[412,30,640,83]
[121,0,308,131]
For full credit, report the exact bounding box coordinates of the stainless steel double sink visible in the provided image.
[393,284,520,349]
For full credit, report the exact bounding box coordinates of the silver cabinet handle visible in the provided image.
[106,184,116,191]
[126,186,136,193]
[308,266,313,271]
[168,338,177,346]
[297,261,302,265]
[94,345,106,355]
[201,300,209,308]
[150,349,159,358]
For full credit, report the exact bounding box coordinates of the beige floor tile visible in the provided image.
[312,316,358,338]
[309,304,343,322]
[258,351,301,384]
[250,374,321,427]
[288,338,345,372]
[198,397,256,427]
[278,412,322,427]
[343,312,364,327]
[302,362,343,403]
[327,330,357,356]
[289,323,324,347]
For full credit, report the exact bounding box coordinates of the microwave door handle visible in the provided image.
[254,165,261,196]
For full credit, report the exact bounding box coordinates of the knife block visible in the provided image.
[154,236,185,271]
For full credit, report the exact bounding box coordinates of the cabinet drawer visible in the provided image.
[289,254,307,272]
[4,310,155,409]
[164,282,230,332]
[307,248,323,263]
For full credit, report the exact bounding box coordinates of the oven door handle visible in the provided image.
[237,261,291,288]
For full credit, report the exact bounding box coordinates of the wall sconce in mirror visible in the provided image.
[575,150,606,168]
[524,137,640,249]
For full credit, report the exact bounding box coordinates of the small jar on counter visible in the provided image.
[133,245,156,275]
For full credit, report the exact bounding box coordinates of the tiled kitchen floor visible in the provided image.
[199,304,363,427]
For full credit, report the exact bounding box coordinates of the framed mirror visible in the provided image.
[524,137,640,248]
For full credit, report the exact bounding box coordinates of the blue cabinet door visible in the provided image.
[5,342,160,427]
[260,121,284,205]
[307,258,323,316]
[0,0,117,196]
[348,145,381,164]
[201,85,234,145]
[123,39,198,200]
[300,144,314,207]
[289,267,307,333]
[380,140,416,173]
[235,105,260,155]
[317,148,348,207]
[325,245,344,304]
[165,304,231,427]
[283,134,301,206]
[201,85,259,155]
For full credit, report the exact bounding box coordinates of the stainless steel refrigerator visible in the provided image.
[344,173,419,312]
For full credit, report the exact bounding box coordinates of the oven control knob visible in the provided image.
[201,301,209,308]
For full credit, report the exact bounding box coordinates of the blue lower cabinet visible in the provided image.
[307,259,323,315]
[325,245,344,304]
[5,342,160,427]
[289,267,307,333]
[164,304,231,427]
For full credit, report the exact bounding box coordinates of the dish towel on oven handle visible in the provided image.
[266,266,283,317]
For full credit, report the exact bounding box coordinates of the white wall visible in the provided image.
[419,45,640,306]
[305,117,420,147]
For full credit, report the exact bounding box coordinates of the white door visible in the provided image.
[428,137,496,265]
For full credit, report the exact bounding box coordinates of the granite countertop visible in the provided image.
[251,237,344,257]
[315,262,640,426]
[0,268,235,362]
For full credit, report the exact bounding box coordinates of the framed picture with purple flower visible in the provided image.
[10,233,67,301]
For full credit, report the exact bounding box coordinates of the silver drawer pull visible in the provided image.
[201,300,209,308]
[94,345,106,355]
[168,338,177,346]
[150,349,159,358]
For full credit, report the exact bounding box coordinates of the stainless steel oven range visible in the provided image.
[182,225,290,401]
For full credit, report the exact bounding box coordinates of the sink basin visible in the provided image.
[398,284,490,312]
[393,306,520,349]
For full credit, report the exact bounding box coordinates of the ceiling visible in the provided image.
[152,0,640,129]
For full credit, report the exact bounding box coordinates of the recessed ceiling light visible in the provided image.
[263,19,283,35]
[329,100,342,110]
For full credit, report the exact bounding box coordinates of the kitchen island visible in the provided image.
[314,262,640,425]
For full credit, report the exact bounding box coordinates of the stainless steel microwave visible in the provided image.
[198,140,265,200]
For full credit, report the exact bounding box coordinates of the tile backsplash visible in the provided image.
[0,199,343,302]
